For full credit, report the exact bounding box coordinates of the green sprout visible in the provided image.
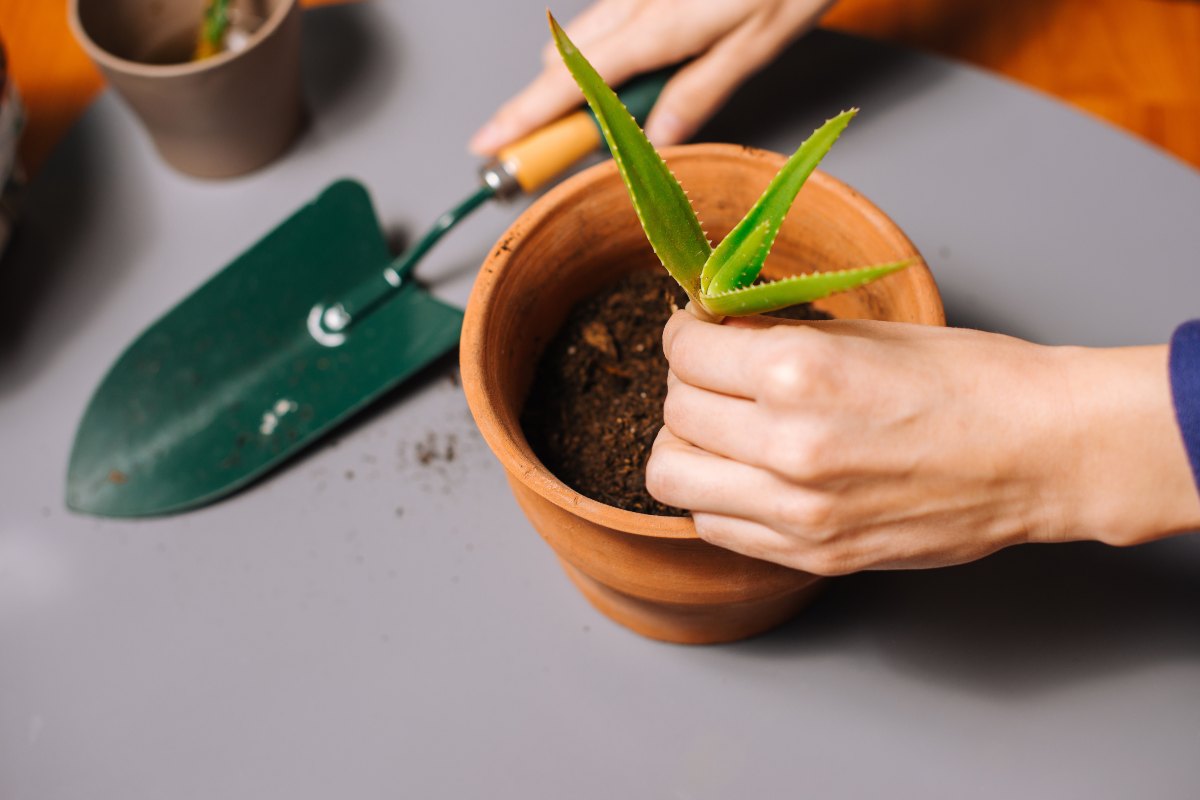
[196,0,231,59]
[204,0,231,45]
[548,12,912,319]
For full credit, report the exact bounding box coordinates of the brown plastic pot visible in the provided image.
[68,0,302,178]
[462,143,945,645]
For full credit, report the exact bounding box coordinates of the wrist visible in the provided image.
[1048,345,1200,546]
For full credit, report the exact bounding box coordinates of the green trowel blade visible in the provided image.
[67,179,464,517]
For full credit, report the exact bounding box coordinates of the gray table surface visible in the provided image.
[4,2,1200,798]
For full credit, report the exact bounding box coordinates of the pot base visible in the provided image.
[559,558,824,645]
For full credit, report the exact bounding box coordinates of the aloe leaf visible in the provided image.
[549,12,712,296]
[701,261,912,316]
[702,110,857,295]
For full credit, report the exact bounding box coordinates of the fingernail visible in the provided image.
[468,121,506,155]
[645,110,687,147]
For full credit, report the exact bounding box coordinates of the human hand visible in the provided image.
[469,0,836,154]
[646,311,1200,575]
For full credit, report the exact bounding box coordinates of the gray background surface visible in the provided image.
[4,1,1200,798]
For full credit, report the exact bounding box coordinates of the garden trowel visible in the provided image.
[67,70,670,517]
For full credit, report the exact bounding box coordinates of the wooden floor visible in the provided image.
[826,0,1200,168]
[2,0,1199,173]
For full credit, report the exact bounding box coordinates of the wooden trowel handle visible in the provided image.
[496,111,601,194]
[479,66,673,198]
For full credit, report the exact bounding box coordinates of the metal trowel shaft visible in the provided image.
[313,68,673,339]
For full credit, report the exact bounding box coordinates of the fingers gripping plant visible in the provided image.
[549,13,912,319]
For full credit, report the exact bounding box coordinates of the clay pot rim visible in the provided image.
[68,0,298,78]
[462,142,939,542]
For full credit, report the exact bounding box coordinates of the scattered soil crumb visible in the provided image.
[582,320,618,358]
[416,432,457,465]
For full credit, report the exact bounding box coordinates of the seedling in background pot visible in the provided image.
[548,12,912,319]
[194,0,266,60]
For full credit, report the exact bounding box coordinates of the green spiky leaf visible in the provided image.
[702,261,912,316]
[549,12,712,297]
[702,110,857,295]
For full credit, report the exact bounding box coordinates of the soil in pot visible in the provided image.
[521,268,832,516]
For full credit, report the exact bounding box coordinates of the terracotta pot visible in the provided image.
[461,143,945,644]
[68,0,302,178]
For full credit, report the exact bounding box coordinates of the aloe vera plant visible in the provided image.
[549,12,912,318]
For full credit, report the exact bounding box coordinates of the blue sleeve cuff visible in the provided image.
[1169,320,1200,493]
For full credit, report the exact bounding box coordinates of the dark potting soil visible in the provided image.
[521,269,832,516]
